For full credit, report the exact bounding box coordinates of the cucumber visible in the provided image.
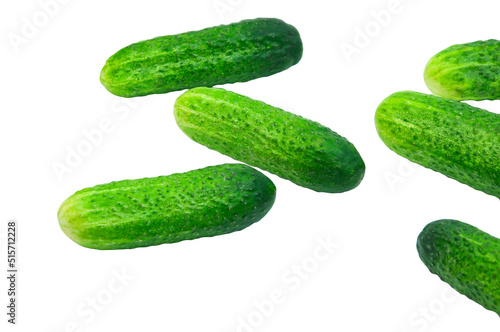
[174,87,365,193]
[375,91,500,198]
[100,18,303,97]
[424,40,500,101]
[417,219,500,316]
[57,164,276,250]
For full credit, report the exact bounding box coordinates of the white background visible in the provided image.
[1,0,499,331]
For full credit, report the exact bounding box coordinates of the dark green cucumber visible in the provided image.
[424,40,500,101]
[174,87,365,193]
[417,219,500,316]
[57,164,276,250]
[100,18,303,97]
[375,91,500,198]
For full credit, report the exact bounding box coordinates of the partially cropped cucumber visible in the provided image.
[100,18,303,97]
[424,40,500,101]
[58,164,276,250]
[174,87,365,193]
[375,91,500,198]
[417,219,500,316]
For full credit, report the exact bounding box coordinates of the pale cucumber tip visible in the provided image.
[423,58,465,101]
[99,64,117,96]
[99,63,136,98]
[57,195,96,249]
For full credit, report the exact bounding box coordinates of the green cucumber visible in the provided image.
[100,18,303,97]
[174,87,365,193]
[417,219,500,316]
[57,164,276,250]
[424,40,500,101]
[375,91,500,198]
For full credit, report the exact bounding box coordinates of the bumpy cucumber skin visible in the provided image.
[174,87,365,193]
[57,164,276,250]
[375,91,500,198]
[424,40,500,101]
[100,18,303,97]
[417,220,500,316]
